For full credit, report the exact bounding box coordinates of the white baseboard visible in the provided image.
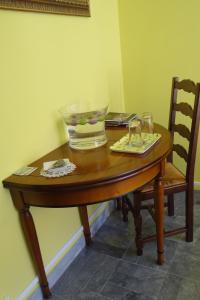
[17,201,115,300]
[194,181,200,189]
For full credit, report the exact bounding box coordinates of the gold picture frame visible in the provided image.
[0,0,90,17]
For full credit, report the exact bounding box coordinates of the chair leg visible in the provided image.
[186,189,194,242]
[167,194,175,216]
[122,196,129,222]
[132,192,143,255]
[116,197,122,210]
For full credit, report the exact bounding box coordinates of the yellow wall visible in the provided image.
[0,1,124,298]
[118,0,200,183]
[1,1,200,298]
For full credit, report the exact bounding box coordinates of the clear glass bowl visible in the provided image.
[59,103,108,150]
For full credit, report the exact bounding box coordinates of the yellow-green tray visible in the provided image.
[110,133,161,154]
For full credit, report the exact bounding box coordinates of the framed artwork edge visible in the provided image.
[0,0,90,17]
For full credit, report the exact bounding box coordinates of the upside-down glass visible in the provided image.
[128,118,143,146]
[141,112,154,136]
[59,102,108,150]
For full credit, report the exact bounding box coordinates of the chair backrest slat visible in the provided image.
[173,144,188,163]
[174,124,191,141]
[175,102,193,118]
[175,79,197,94]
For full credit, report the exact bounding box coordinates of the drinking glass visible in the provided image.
[128,119,143,146]
[141,112,154,136]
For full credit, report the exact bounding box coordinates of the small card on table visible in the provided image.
[14,166,37,176]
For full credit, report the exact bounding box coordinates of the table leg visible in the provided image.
[154,176,165,265]
[78,206,92,245]
[10,190,51,299]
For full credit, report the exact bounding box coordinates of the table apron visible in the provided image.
[19,164,161,207]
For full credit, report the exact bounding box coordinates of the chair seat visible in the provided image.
[141,162,186,196]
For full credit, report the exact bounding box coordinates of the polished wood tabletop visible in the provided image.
[3,124,172,299]
[3,125,171,200]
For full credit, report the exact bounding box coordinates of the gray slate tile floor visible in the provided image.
[51,191,200,300]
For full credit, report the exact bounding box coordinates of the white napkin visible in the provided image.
[41,159,76,178]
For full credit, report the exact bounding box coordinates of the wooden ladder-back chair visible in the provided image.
[123,77,200,256]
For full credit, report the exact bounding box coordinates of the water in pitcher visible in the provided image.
[60,104,108,150]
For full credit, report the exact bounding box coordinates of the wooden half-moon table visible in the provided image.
[2,124,172,299]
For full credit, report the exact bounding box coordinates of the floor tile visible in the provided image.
[52,249,114,297]
[158,273,200,300]
[107,260,166,298]
[89,240,127,258]
[101,281,156,300]
[82,255,119,293]
[167,246,200,280]
[94,223,134,249]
